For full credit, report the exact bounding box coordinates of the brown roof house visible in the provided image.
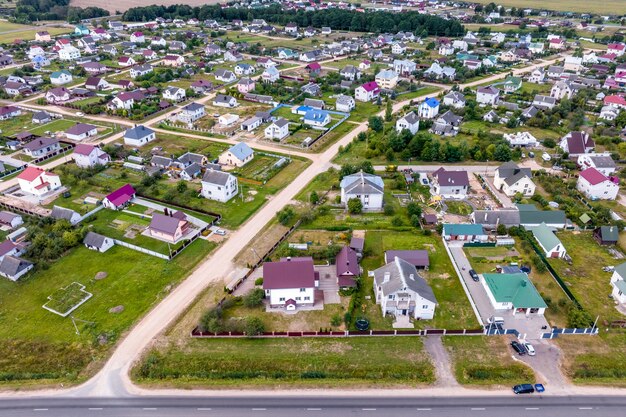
[335,246,360,288]
[384,250,430,270]
[263,257,319,310]
[148,211,190,243]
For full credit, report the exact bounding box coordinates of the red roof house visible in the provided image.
[102,184,136,210]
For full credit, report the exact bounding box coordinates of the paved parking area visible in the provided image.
[315,265,341,304]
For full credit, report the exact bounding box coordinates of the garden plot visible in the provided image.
[43,282,93,317]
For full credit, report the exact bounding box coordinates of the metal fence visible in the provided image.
[541,327,599,339]
[191,327,486,338]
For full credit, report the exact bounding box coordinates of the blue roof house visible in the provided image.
[418,97,440,119]
[442,223,487,242]
[303,109,331,127]
[219,142,254,167]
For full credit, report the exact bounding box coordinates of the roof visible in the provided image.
[372,257,437,303]
[104,184,135,207]
[336,246,360,278]
[263,258,316,290]
[73,143,97,156]
[0,255,32,278]
[17,166,56,182]
[349,237,364,251]
[226,142,253,161]
[400,112,419,125]
[587,155,616,169]
[359,81,379,92]
[517,205,566,225]
[202,169,232,186]
[532,222,563,251]
[0,210,20,224]
[125,125,154,139]
[23,137,58,151]
[483,273,547,309]
[596,226,619,242]
[579,167,609,186]
[183,102,204,112]
[149,213,184,236]
[340,171,384,195]
[422,97,440,108]
[432,168,469,187]
[565,131,594,154]
[66,123,96,136]
[0,240,17,257]
[478,86,499,95]
[443,223,485,236]
[473,210,520,226]
[385,250,429,267]
[84,231,108,248]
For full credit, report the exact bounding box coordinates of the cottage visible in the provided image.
[177,103,205,124]
[45,87,71,103]
[73,144,110,168]
[50,206,81,225]
[431,168,469,199]
[218,113,239,127]
[476,86,500,105]
[335,246,360,288]
[50,70,73,85]
[532,222,566,258]
[17,166,61,196]
[65,123,97,141]
[0,256,33,281]
[610,263,626,304]
[354,81,380,102]
[162,54,185,67]
[84,77,110,91]
[213,94,238,108]
[577,167,619,200]
[594,226,619,246]
[83,231,114,253]
[395,112,420,134]
[417,97,440,119]
[393,59,416,76]
[482,272,547,316]
[241,116,262,132]
[148,212,190,243]
[303,109,330,127]
[201,169,238,202]
[0,211,23,229]
[577,154,616,176]
[517,204,567,229]
[102,184,136,210]
[162,86,185,101]
[375,69,399,89]
[471,209,521,230]
[431,111,462,137]
[443,91,466,108]
[0,106,20,120]
[237,77,256,94]
[218,142,254,167]
[550,81,574,100]
[58,46,80,61]
[373,257,437,320]
[130,64,153,79]
[384,250,429,270]
[262,66,280,83]
[559,131,594,156]
[340,171,384,211]
[190,79,213,94]
[124,125,155,147]
[23,137,60,157]
[442,224,487,241]
[493,161,535,197]
[263,257,317,310]
[264,118,290,140]
[118,56,136,67]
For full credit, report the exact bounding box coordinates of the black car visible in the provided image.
[469,269,479,282]
[510,341,527,355]
[513,384,535,394]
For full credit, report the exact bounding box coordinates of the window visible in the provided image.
[279,297,285,302]
[295,297,301,301]
[304,296,310,301]
[423,305,429,309]
[300,288,306,292]
[388,295,394,300]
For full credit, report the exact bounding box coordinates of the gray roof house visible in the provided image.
[340,171,384,211]
[471,209,521,230]
[50,206,81,225]
[0,255,33,281]
[83,231,114,252]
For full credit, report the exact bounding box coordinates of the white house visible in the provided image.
[214,69,237,83]
[50,70,73,85]
[559,131,594,156]
[372,257,437,320]
[65,123,97,141]
[354,81,380,102]
[241,116,262,132]
[177,103,205,124]
[431,168,469,199]
[73,144,110,168]
[17,166,62,196]
[550,81,574,100]
[417,97,440,119]
[610,263,626,305]
[577,167,619,200]
[493,161,535,197]
[58,46,80,61]
[482,272,547,316]
[476,86,500,105]
[395,112,420,134]
[532,222,567,258]
[303,109,330,127]
[375,69,399,89]
[577,154,617,176]
[83,231,115,253]
[213,94,238,108]
[124,125,156,147]
[218,142,254,167]
[335,95,355,112]
[442,91,466,108]
[264,118,290,140]
[263,257,317,310]
[503,132,539,147]
[218,113,240,127]
[162,86,185,101]
[340,171,384,211]
[201,169,238,202]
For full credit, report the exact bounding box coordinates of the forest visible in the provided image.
[12,0,108,23]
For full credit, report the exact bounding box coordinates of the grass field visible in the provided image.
[444,336,535,386]
[0,26,71,44]
[0,239,215,386]
[29,119,77,136]
[133,337,434,388]
[470,0,626,14]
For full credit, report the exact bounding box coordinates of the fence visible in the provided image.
[136,194,222,225]
[31,144,74,165]
[0,164,24,180]
[76,205,104,224]
[191,327,486,338]
[541,327,599,339]
[113,239,170,260]
[464,242,496,248]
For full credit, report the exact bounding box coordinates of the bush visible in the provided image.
[244,317,265,336]
[391,216,404,226]
[243,288,265,308]
[254,278,263,286]
[330,314,342,327]
[347,198,363,214]
[383,204,395,216]
[567,306,593,328]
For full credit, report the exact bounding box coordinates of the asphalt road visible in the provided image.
[1,396,625,417]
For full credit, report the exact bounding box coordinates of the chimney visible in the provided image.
[287,256,291,262]
[383,272,391,283]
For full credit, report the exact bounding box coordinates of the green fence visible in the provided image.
[463,242,496,248]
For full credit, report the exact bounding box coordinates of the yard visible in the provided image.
[133,336,434,388]
[0,25,71,44]
[0,239,215,387]
[29,119,77,136]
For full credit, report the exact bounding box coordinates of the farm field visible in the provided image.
[0,26,71,44]
[470,0,626,14]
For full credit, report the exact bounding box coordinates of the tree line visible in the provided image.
[12,0,108,24]
[122,4,464,36]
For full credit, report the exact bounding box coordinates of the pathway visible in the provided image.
[423,336,459,388]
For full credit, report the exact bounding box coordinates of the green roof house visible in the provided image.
[610,262,626,304]
[494,76,522,93]
[442,223,487,242]
[516,203,567,228]
[532,222,566,258]
[594,226,619,245]
[482,272,547,315]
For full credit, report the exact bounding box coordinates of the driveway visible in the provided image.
[315,265,341,304]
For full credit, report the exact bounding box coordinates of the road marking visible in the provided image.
[579,407,593,410]
[417,408,432,411]
[142,408,157,411]
[525,408,539,410]
[88,408,103,411]
[197,408,212,411]
[252,408,267,411]
[471,408,486,411]
[306,408,322,411]
[362,409,377,411]
[33,409,48,411]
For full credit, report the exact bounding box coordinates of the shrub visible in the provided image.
[330,314,342,327]
[347,198,363,214]
[391,216,404,226]
[243,288,265,308]
[383,204,395,216]
[244,317,265,336]
[254,278,263,286]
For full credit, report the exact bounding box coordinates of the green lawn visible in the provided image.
[29,119,76,136]
[133,336,434,388]
[445,201,473,216]
[471,0,626,13]
[0,239,216,386]
[0,26,71,44]
[444,336,535,386]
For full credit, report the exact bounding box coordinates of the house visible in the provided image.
[224,50,243,62]
[277,48,296,60]
[190,79,213,95]
[417,97,440,119]
[234,63,255,76]
[35,31,51,42]
[65,123,97,141]
[610,263,626,304]
[577,154,616,176]
[443,91,465,109]
[532,222,566,258]
[23,137,60,157]
[124,125,156,147]
[177,103,205,124]
[264,118,290,140]
[58,46,80,61]
[237,77,256,94]
[559,131,594,156]
[340,171,384,211]
[355,81,380,102]
[262,66,280,83]
[118,56,136,67]
[442,224,487,241]
[162,86,185,101]
[424,63,456,80]
[213,69,237,84]
[218,142,254,167]
[17,166,61,196]
[431,111,462,137]
[359,60,371,71]
[532,95,556,110]
[431,168,469,199]
[336,246,360,288]
[218,113,239,127]
[0,256,33,281]
[130,64,153,79]
[517,204,567,229]
[241,116,262,132]
[284,22,298,34]
[213,94,237,108]
[83,231,114,253]
[550,81,574,100]
[577,167,619,200]
[495,76,522,93]
[51,206,81,225]
[375,69,399,89]
[85,77,110,91]
[0,211,23,229]
[45,87,71,103]
[504,132,539,148]
[564,56,583,73]
[340,65,361,81]
[201,169,238,202]
[335,95,355,113]
[303,109,331,127]
[148,212,190,243]
[482,272,547,316]
[50,70,73,86]
[73,144,110,168]
[493,161,535,197]
[162,54,185,67]
[0,106,20,120]
[393,59,416,76]
[301,82,321,97]
[305,62,321,76]
[372,257,437,320]
[594,226,619,246]
[607,43,626,56]
[0,240,23,262]
[438,43,455,56]
[263,257,317,309]
[396,112,420,135]
[102,184,136,210]
[384,250,429,270]
[32,111,51,124]
[549,38,566,50]
[471,209,521,230]
[528,68,545,83]
[476,86,500,105]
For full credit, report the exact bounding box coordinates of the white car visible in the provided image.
[542,152,551,162]
[524,343,536,356]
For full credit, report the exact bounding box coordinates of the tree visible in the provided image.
[567,306,593,328]
[347,198,363,214]
[243,288,265,308]
[277,206,295,225]
[407,202,422,218]
[410,214,421,228]
[493,144,511,162]
[310,190,320,205]
[176,181,187,193]
[385,100,392,122]
[368,115,384,132]
[244,317,265,336]
[496,223,507,235]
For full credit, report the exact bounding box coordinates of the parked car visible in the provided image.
[513,384,535,394]
[524,343,536,356]
[510,340,527,355]
[542,152,551,161]
[469,269,479,282]
[214,229,226,236]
